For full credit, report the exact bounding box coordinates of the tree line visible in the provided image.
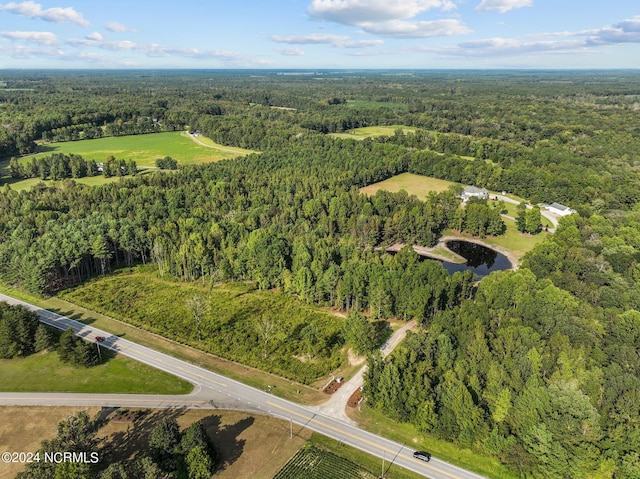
[8,153,137,180]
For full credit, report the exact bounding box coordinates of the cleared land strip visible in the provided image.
[0,292,486,479]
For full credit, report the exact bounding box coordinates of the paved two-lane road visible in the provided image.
[0,293,486,479]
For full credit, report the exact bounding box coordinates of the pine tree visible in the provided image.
[34,324,54,352]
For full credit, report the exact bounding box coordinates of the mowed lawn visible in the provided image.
[0,350,192,394]
[329,125,415,140]
[26,131,254,167]
[360,172,457,198]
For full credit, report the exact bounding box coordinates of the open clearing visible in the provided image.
[360,172,456,198]
[20,131,254,167]
[60,267,347,387]
[0,406,100,479]
[0,406,309,479]
[0,350,192,395]
[329,125,415,140]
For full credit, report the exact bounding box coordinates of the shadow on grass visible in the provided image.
[101,408,185,464]
[99,409,253,474]
[203,414,253,472]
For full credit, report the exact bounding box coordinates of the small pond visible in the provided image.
[441,240,512,279]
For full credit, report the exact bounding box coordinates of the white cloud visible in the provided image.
[337,39,384,48]
[0,43,118,64]
[85,31,102,42]
[305,0,468,40]
[65,34,260,65]
[308,0,456,25]
[584,16,640,45]
[275,47,305,56]
[101,40,138,51]
[451,37,586,56]
[361,19,471,38]
[105,21,135,33]
[0,1,88,26]
[426,15,640,60]
[475,0,532,13]
[0,30,58,45]
[271,33,350,44]
[271,33,383,48]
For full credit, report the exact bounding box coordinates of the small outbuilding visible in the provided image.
[547,202,576,216]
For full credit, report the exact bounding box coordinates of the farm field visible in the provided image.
[22,131,254,167]
[0,350,192,394]
[60,267,347,386]
[329,125,415,140]
[273,444,377,479]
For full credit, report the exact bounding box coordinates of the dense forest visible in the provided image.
[1,70,640,478]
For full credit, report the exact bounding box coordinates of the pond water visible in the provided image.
[440,240,512,279]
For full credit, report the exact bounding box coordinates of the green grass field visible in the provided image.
[329,125,415,140]
[0,349,192,394]
[0,131,255,190]
[360,172,457,198]
[21,131,254,167]
[60,267,346,385]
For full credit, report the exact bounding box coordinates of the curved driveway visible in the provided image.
[0,293,486,479]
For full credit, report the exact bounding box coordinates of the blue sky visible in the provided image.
[0,0,639,69]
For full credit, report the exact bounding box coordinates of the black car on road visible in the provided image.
[413,451,431,462]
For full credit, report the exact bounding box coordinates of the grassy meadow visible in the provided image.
[329,125,415,140]
[360,172,457,198]
[60,268,346,385]
[28,131,254,167]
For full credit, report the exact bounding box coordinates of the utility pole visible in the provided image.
[290,417,293,439]
[381,451,385,478]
